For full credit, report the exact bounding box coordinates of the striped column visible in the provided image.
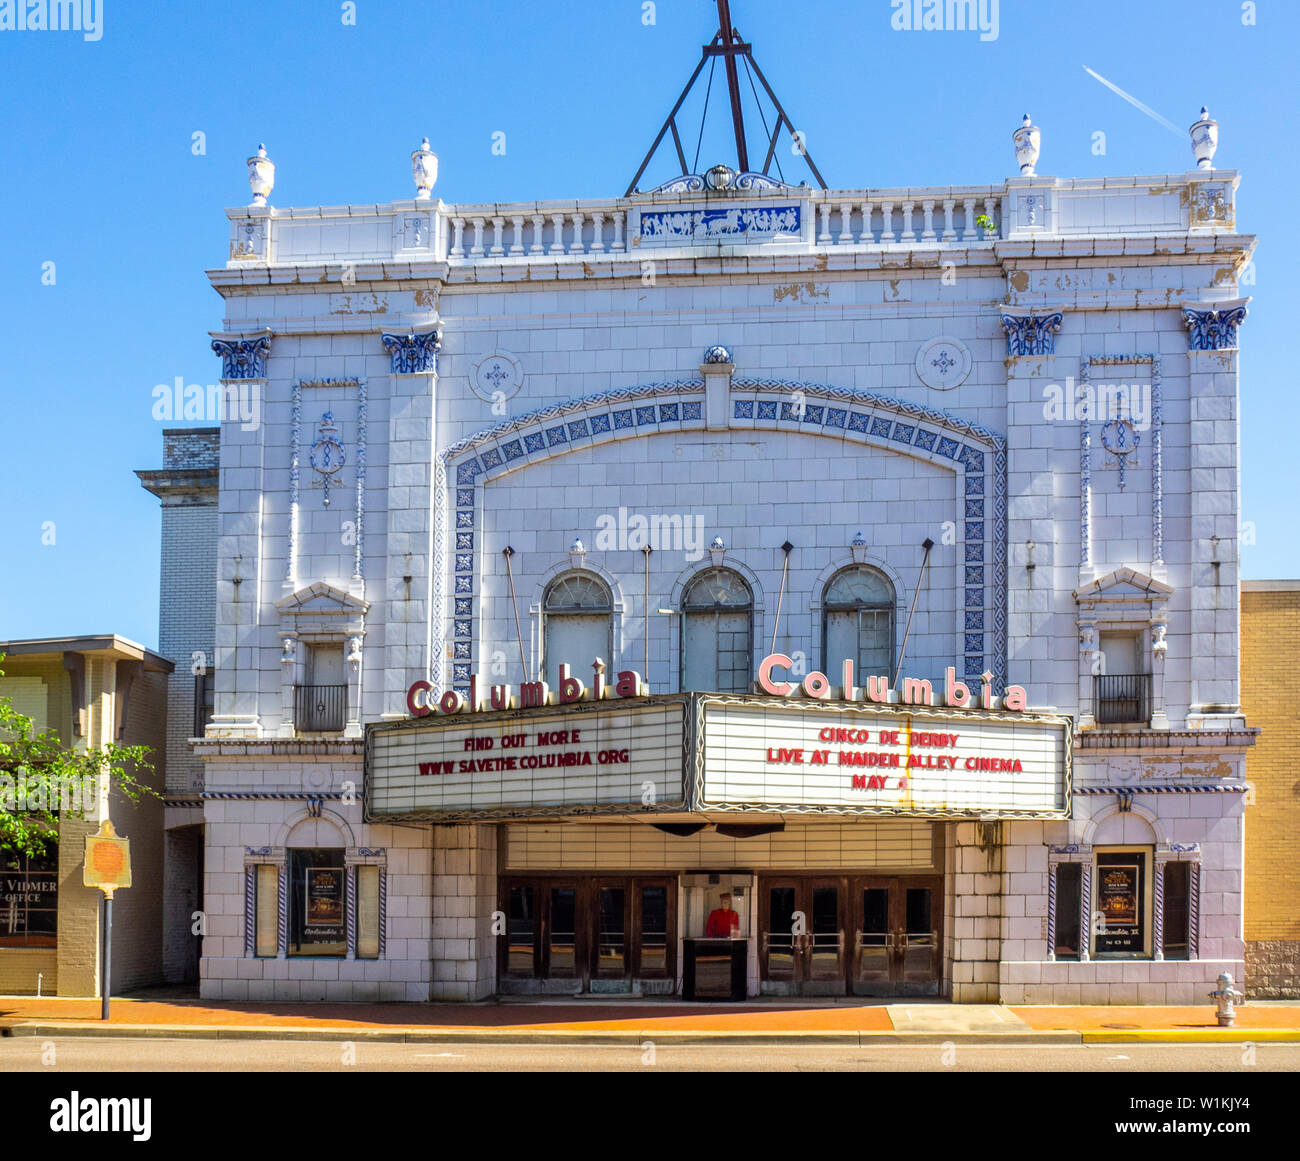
[1080,863,1092,962]
[1153,860,1166,961]
[1189,863,1201,959]
[243,867,256,957]
[277,862,288,958]
[1046,863,1058,962]
[378,870,388,958]
[346,865,358,959]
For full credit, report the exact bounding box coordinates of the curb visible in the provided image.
[1079,1029,1300,1044]
[1,1022,1082,1046]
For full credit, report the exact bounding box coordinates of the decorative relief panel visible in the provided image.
[635,204,804,246]
[471,351,524,404]
[915,337,972,391]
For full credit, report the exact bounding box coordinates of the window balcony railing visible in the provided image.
[294,684,347,732]
[1093,673,1151,725]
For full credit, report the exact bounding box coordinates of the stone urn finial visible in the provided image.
[247,143,275,208]
[1190,107,1218,170]
[1013,114,1041,177]
[411,137,439,199]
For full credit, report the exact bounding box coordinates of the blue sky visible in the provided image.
[1,0,1296,651]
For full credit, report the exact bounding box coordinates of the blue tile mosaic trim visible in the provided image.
[456,532,472,551]
[437,378,1008,694]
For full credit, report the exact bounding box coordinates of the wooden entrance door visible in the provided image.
[758,877,846,995]
[499,876,677,993]
[851,876,942,996]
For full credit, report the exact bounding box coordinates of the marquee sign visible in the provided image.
[370,656,1063,821]
[692,696,1070,819]
[367,698,688,821]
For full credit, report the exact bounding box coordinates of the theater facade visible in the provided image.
[190,109,1256,1004]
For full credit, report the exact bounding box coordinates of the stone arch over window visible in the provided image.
[540,571,614,689]
[1083,801,1167,847]
[679,567,754,693]
[821,564,898,681]
[434,379,1006,696]
[276,808,355,850]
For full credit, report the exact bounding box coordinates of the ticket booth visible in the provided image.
[682,873,750,1001]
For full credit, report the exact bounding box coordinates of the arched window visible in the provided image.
[823,565,895,680]
[680,568,753,693]
[542,573,613,688]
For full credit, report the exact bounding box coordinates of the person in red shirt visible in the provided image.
[705,892,740,938]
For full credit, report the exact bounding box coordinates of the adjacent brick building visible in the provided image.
[1241,579,1300,997]
[137,428,219,985]
[0,637,171,996]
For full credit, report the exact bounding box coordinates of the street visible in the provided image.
[1,1037,1296,1072]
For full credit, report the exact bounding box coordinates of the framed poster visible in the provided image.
[1095,853,1145,955]
[306,867,344,929]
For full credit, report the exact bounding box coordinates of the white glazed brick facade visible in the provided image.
[191,162,1255,1002]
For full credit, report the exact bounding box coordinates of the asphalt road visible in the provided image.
[2,1038,1297,1071]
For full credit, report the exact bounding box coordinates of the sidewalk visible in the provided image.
[4,994,1299,1044]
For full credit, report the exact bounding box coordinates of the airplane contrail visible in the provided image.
[1083,67,1184,137]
